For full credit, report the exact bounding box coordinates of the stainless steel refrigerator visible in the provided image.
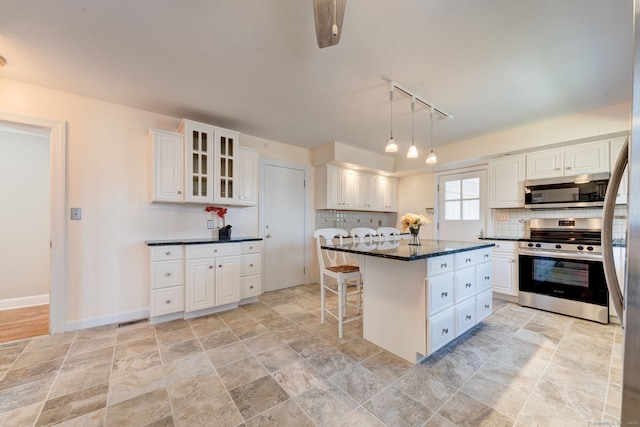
[603,0,640,421]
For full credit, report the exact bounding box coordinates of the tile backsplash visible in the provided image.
[315,210,396,232]
[490,206,627,241]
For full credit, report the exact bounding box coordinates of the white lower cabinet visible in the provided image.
[149,240,262,322]
[425,248,493,357]
[488,240,518,297]
[150,246,184,318]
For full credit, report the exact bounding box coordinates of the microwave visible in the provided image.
[524,173,610,209]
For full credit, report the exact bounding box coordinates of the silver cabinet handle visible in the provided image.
[165,299,172,304]
[484,275,490,280]
[441,292,448,298]
[465,283,472,288]
[440,263,447,268]
[249,264,254,267]
[165,251,171,256]
[442,328,449,335]
[465,258,471,263]
[209,265,213,269]
[249,285,254,289]
[266,234,272,239]
[177,190,182,195]
[466,315,472,320]
[164,272,171,277]
[484,304,490,309]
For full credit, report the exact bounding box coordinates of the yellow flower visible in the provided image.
[399,213,431,231]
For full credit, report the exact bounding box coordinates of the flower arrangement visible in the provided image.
[205,206,231,231]
[399,212,430,231]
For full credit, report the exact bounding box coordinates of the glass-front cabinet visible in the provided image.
[179,119,215,203]
[215,128,240,204]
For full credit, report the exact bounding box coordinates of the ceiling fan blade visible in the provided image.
[313,0,346,48]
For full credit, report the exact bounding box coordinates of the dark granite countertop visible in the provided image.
[146,236,262,246]
[321,239,495,261]
[479,236,522,241]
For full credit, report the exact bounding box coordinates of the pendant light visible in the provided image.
[385,85,398,152]
[406,97,418,158]
[425,110,437,164]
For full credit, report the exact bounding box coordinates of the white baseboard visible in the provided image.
[64,308,150,332]
[0,294,49,311]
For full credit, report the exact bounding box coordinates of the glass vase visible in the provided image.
[409,226,421,245]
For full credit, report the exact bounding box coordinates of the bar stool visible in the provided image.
[377,226,403,241]
[350,227,378,243]
[313,228,363,338]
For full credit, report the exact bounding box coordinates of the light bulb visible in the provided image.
[385,137,398,153]
[407,144,418,158]
[426,150,437,164]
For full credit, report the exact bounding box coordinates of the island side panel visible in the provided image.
[362,256,427,363]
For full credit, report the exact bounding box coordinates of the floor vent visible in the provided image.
[117,318,149,328]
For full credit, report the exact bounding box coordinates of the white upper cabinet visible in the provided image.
[150,129,184,203]
[526,141,609,180]
[317,164,357,209]
[356,172,376,210]
[375,175,397,212]
[237,147,259,206]
[316,165,396,212]
[180,119,215,203]
[610,137,628,204]
[488,155,525,208]
[150,119,256,205]
[214,127,240,204]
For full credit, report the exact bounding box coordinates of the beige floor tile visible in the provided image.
[437,391,513,427]
[198,330,238,350]
[36,382,108,426]
[254,344,302,372]
[206,341,252,367]
[0,401,43,427]
[364,386,433,427]
[272,360,324,396]
[167,372,226,411]
[105,388,172,427]
[229,375,289,420]
[158,338,203,363]
[216,356,269,390]
[245,399,315,427]
[111,349,161,379]
[461,371,529,419]
[294,380,358,425]
[60,346,114,374]
[329,364,388,404]
[173,390,243,427]
[50,362,112,399]
[243,332,283,354]
[0,377,53,413]
[163,352,215,385]
[108,365,166,405]
[393,368,457,411]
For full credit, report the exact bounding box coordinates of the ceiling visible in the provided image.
[0,1,633,160]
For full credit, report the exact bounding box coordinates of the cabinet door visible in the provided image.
[185,258,215,312]
[375,175,397,212]
[215,256,241,306]
[340,168,357,209]
[492,252,518,296]
[564,141,608,175]
[526,148,563,179]
[488,155,524,208]
[325,164,342,209]
[237,147,259,206]
[610,137,628,204]
[150,129,184,203]
[356,172,376,210]
[214,128,240,203]
[241,275,261,299]
[181,120,215,203]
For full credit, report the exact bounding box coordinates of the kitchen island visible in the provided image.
[322,239,495,363]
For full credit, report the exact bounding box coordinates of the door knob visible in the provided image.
[266,234,272,238]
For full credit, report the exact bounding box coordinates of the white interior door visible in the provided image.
[263,162,306,292]
[437,168,487,241]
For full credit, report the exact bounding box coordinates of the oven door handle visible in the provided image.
[519,249,603,262]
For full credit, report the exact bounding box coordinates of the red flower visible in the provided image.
[205,206,227,219]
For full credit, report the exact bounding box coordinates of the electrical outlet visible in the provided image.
[207,220,215,229]
[70,208,82,220]
[496,214,509,221]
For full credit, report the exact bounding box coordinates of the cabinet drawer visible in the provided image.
[151,245,183,261]
[427,254,454,276]
[151,260,183,289]
[455,251,476,268]
[455,297,477,336]
[151,286,184,317]
[427,274,454,314]
[476,247,492,263]
[241,275,261,299]
[241,241,262,254]
[455,267,476,303]
[492,241,516,253]
[427,307,455,354]
[186,243,241,259]
[476,262,492,292]
[476,289,493,322]
[241,254,261,276]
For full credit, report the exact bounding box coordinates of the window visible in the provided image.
[444,177,480,221]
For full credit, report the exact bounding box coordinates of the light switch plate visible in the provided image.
[496,213,509,221]
[207,220,215,229]
[70,208,82,220]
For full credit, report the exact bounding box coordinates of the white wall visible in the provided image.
[396,173,437,239]
[0,78,312,329]
[0,129,50,300]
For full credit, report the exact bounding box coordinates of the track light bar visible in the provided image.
[389,81,454,120]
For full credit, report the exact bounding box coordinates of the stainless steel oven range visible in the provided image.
[518,218,608,323]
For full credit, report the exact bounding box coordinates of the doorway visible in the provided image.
[261,160,308,292]
[0,114,66,335]
[436,168,487,241]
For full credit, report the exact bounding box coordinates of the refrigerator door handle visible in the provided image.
[602,137,628,327]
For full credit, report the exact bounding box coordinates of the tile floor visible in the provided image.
[0,284,622,426]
